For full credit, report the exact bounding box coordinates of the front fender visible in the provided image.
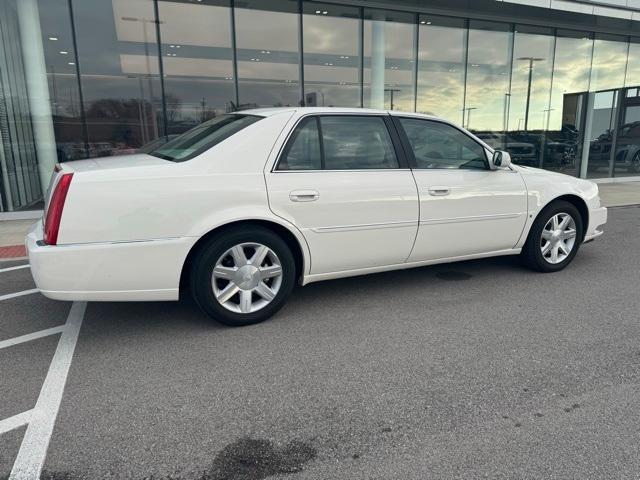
[514,166,602,248]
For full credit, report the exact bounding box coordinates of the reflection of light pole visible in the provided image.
[543,108,555,131]
[463,107,477,129]
[122,16,162,138]
[384,88,401,110]
[517,57,544,131]
[503,93,511,133]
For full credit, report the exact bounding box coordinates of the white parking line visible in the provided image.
[0,289,39,302]
[9,301,86,480]
[0,264,29,273]
[0,326,66,351]
[0,410,34,435]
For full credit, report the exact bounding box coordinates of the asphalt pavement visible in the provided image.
[1,206,639,479]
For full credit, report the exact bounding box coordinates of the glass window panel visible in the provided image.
[0,0,42,211]
[363,9,416,111]
[277,117,321,170]
[509,26,554,132]
[590,34,629,92]
[416,15,466,124]
[505,26,555,168]
[38,0,84,162]
[544,30,592,175]
[320,116,398,169]
[626,39,640,87]
[72,0,165,158]
[399,118,487,170]
[586,90,619,178]
[158,0,235,134]
[302,3,361,107]
[235,0,300,108]
[465,21,512,140]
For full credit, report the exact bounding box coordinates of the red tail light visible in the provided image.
[44,173,73,245]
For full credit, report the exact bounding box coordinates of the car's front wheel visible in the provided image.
[521,200,584,272]
[190,226,296,326]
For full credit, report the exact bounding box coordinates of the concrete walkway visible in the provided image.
[598,181,640,207]
[0,219,33,249]
[0,181,638,251]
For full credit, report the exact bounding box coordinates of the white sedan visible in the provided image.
[27,108,607,326]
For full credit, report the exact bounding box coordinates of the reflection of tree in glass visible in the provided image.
[85,98,157,153]
[165,93,182,124]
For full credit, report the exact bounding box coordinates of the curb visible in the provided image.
[0,245,27,259]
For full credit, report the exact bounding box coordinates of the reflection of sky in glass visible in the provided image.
[547,33,593,131]
[465,23,512,131]
[625,42,640,87]
[416,19,465,124]
[508,30,554,131]
[74,0,164,150]
[591,36,628,92]
[235,3,301,107]
[303,4,360,107]
[159,1,234,122]
[363,11,416,111]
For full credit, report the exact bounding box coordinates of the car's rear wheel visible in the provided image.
[190,226,296,326]
[521,200,583,272]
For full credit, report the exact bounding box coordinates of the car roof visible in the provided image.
[237,106,443,121]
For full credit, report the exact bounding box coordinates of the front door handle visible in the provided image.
[428,186,450,196]
[289,190,319,202]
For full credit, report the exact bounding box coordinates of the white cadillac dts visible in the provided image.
[27,108,607,326]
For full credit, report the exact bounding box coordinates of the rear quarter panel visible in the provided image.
[57,111,295,245]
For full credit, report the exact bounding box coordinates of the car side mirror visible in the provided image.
[490,150,511,170]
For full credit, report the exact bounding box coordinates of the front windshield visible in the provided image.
[148,114,262,162]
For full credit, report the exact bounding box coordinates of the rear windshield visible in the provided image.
[148,114,262,162]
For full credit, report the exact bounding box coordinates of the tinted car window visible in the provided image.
[320,116,398,170]
[399,118,487,170]
[277,117,322,170]
[149,114,261,162]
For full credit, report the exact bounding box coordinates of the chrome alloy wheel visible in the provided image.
[212,242,283,313]
[540,212,577,264]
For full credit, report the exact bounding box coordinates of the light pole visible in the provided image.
[517,57,544,131]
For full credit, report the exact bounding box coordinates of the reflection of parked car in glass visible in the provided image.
[615,122,640,173]
[589,122,640,173]
[543,124,580,171]
[475,132,538,166]
[137,135,179,154]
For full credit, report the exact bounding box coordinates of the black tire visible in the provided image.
[521,200,584,273]
[190,226,296,326]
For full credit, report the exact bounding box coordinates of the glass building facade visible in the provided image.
[1,0,640,212]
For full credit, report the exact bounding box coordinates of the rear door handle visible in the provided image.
[428,186,450,196]
[289,190,319,202]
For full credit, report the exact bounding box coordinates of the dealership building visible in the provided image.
[1,0,640,213]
